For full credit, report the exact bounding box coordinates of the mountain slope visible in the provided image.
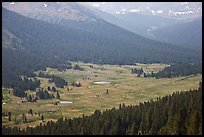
[2,27,23,49]
[79,3,202,50]
[2,2,201,51]
[2,2,93,22]
[3,7,201,65]
[77,3,183,38]
[114,12,183,38]
[150,18,202,50]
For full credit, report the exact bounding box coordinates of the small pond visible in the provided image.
[93,81,111,85]
[60,101,73,104]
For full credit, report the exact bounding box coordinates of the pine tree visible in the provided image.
[126,122,136,135]
[41,115,44,121]
[187,111,200,135]
[47,86,51,91]
[56,90,60,99]
[172,111,182,135]
[14,116,18,124]
[28,109,33,115]
[8,113,12,121]
[22,114,27,123]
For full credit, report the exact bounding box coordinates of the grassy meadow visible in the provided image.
[2,62,202,129]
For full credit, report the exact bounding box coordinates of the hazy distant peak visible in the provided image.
[80,2,202,20]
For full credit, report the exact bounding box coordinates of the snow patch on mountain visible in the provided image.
[151,10,156,15]
[43,4,47,8]
[115,11,120,14]
[92,3,100,7]
[147,26,157,38]
[121,9,127,12]
[157,10,163,14]
[185,6,190,10]
[130,9,140,12]
[145,7,157,15]
[187,11,193,14]
[169,10,195,16]
[181,2,188,5]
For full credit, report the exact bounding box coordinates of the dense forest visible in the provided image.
[38,72,68,88]
[12,77,40,97]
[2,82,202,135]
[2,48,62,97]
[151,63,202,78]
[35,88,55,100]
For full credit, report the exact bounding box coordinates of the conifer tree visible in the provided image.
[56,90,60,99]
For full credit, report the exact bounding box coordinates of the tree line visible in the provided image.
[12,77,40,97]
[38,72,68,88]
[26,87,60,102]
[2,82,202,135]
[147,63,202,78]
[131,63,202,79]
[2,48,62,97]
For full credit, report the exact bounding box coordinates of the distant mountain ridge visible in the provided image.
[150,17,202,50]
[3,7,200,65]
[77,2,202,50]
[3,2,201,51]
[80,2,202,20]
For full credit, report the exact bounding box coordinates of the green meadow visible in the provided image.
[2,62,202,129]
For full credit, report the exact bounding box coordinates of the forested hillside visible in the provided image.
[3,8,201,66]
[144,63,202,78]
[3,7,202,97]
[2,83,202,135]
[154,63,202,78]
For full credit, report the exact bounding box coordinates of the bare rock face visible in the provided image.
[2,2,96,23]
